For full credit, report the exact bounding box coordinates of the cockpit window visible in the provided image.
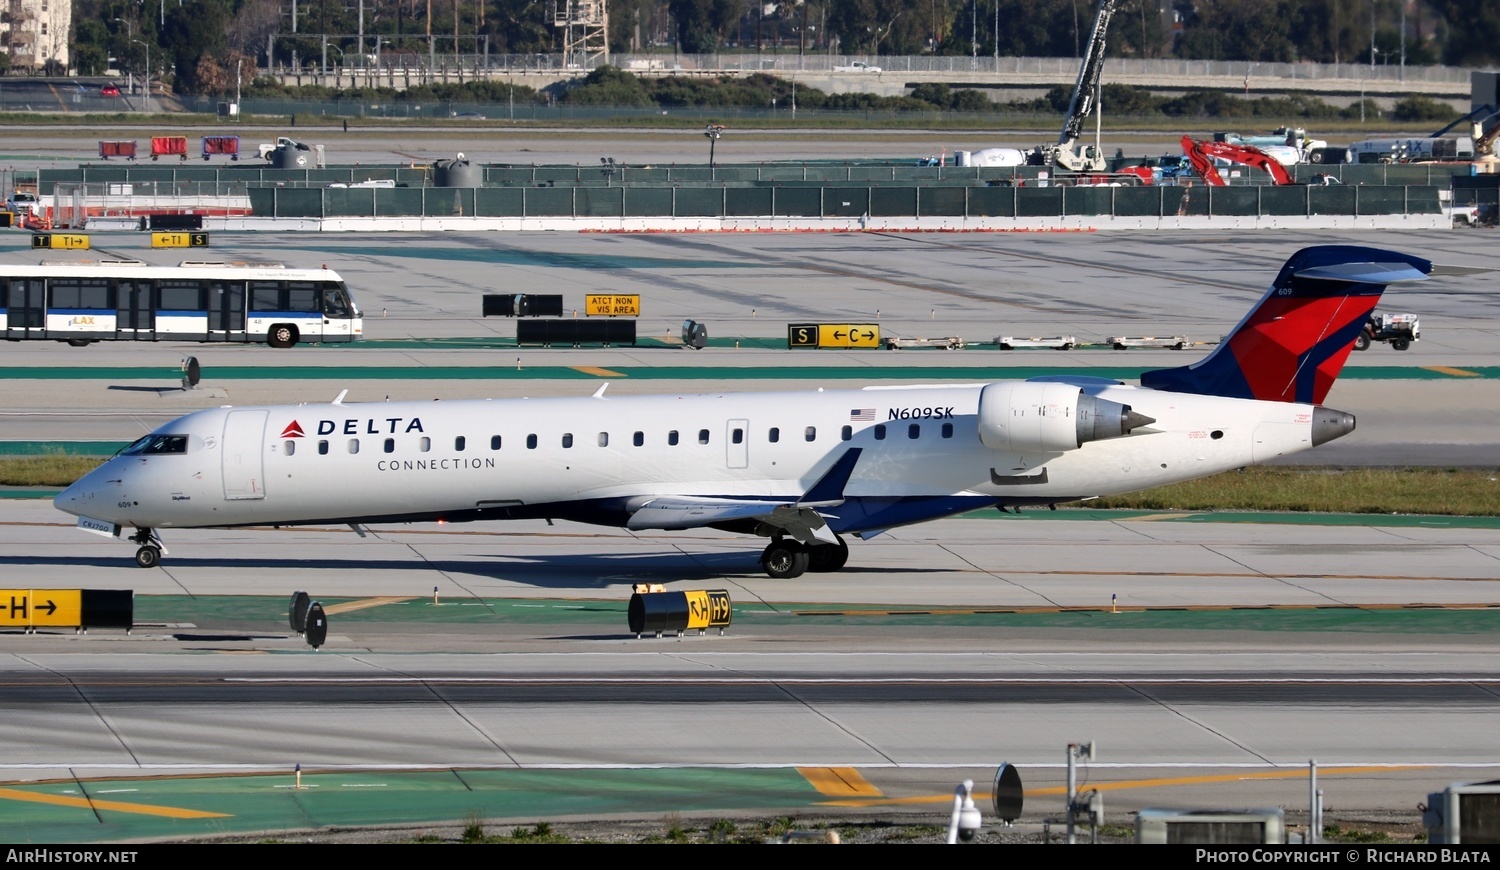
[121,434,188,456]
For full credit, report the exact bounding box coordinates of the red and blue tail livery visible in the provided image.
[1140,246,1431,404]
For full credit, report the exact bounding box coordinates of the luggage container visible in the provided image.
[150,136,189,161]
[98,140,137,160]
[201,135,240,161]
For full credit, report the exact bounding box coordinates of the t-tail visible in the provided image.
[1140,245,1431,404]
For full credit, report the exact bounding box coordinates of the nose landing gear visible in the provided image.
[129,528,164,569]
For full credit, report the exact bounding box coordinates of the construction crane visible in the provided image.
[1181,136,1295,186]
[1031,0,1117,173]
[1471,110,1500,173]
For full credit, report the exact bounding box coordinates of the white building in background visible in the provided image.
[3,0,71,71]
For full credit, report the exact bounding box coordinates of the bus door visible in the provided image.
[207,281,245,341]
[4,279,46,339]
[319,282,357,341]
[116,279,154,340]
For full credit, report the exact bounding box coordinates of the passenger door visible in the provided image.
[207,281,245,341]
[222,410,268,500]
[115,279,154,339]
[4,279,46,339]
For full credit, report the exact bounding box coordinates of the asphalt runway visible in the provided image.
[1,158,1498,839]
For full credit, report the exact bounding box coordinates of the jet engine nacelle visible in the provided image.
[977,381,1151,452]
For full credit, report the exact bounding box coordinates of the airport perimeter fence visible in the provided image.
[29,161,1473,196]
[243,183,1439,220]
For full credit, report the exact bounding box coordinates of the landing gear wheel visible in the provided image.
[1391,338,1411,351]
[134,545,161,569]
[807,538,850,573]
[268,325,297,348]
[1354,331,1371,352]
[761,540,810,579]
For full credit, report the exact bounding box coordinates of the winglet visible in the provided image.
[799,448,862,506]
[1140,246,1432,404]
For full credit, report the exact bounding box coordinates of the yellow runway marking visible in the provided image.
[0,787,229,819]
[817,765,1430,807]
[798,767,883,798]
[571,366,626,378]
[1423,366,1481,377]
[322,596,415,615]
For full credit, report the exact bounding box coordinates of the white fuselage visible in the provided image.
[57,381,1326,536]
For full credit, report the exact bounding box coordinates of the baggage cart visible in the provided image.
[98,140,137,160]
[996,335,1077,350]
[201,135,240,161]
[150,136,189,161]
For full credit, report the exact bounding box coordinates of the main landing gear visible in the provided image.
[130,528,162,569]
[759,535,849,579]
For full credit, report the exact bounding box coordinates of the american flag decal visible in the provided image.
[850,408,876,421]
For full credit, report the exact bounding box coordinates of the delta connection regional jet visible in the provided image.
[57,246,1433,579]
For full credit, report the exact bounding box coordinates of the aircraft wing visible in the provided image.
[624,448,863,545]
[626,497,839,543]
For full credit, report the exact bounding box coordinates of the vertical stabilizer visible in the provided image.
[1140,246,1431,404]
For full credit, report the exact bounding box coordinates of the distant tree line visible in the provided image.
[246,65,1463,125]
[65,0,1500,96]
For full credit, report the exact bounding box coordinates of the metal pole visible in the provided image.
[1066,743,1077,845]
[1309,759,1318,844]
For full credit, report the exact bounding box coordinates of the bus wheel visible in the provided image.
[66,339,93,347]
[268,325,298,348]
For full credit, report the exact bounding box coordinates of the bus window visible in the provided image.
[286,282,319,313]
[158,280,205,311]
[49,278,113,310]
[249,282,280,312]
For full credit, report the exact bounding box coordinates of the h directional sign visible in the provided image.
[1,589,82,628]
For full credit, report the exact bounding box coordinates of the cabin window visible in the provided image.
[527,434,538,449]
[347,439,360,454]
[491,435,502,450]
[841,425,852,441]
[283,440,296,455]
[732,428,743,445]
[698,429,710,445]
[874,424,886,440]
[383,438,395,454]
[562,433,574,448]
[597,432,609,447]
[805,426,816,442]
[942,423,953,439]
[419,437,431,452]
[633,431,644,447]
[768,427,780,443]
[668,430,679,446]
[455,436,466,452]
[909,424,920,439]
[318,440,329,455]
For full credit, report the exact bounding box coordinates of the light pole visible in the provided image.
[131,39,152,113]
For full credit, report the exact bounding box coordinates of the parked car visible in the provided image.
[101,83,121,97]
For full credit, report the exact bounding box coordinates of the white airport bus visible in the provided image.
[0,260,362,347]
